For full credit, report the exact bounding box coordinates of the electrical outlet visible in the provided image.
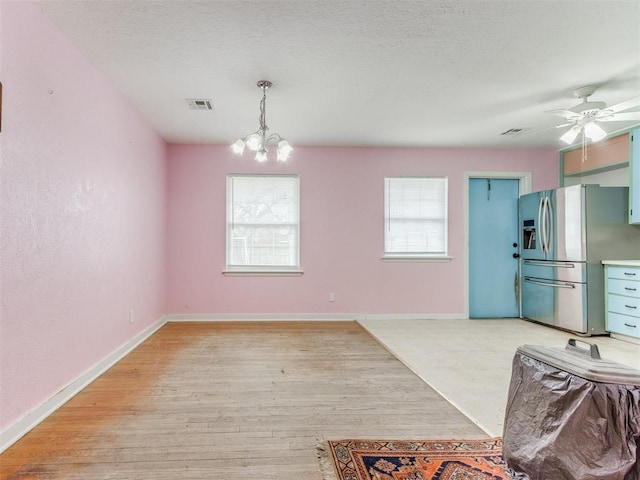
[129,309,134,324]
[329,292,335,302]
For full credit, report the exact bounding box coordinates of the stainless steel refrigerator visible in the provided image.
[519,184,640,335]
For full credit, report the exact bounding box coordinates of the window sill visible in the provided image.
[381,255,452,263]
[223,269,304,277]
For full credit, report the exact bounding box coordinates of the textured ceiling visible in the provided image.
[34,0,640,149]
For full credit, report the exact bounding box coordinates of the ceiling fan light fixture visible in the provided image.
[584,122,606,142]
[545,85,640,146]
[232,80,292,162]
[560,126,581,145]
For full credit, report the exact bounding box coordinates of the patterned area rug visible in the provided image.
[317,438,510,480]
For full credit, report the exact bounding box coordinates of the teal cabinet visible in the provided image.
[631,127,640,224]
[604,264,640,339]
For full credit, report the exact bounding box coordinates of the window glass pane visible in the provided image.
[385,177,447,255]
[229,225,297,266]
[227,175,299,268]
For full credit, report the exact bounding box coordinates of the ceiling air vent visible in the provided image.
[186,98,214,111]
[500,128,529,136]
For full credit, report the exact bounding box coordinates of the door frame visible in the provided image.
[463,171,532,318]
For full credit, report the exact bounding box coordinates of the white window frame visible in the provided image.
[224,174,302,276]
[383,176,451,262]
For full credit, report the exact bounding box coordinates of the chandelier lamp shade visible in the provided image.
[231,80,293,162]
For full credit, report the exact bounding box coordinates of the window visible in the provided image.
[384,177,448,259]
[226,174,300,274]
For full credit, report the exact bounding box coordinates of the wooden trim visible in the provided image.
[563,132,630,176]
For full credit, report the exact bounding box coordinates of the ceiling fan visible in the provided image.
[545,85,640,145]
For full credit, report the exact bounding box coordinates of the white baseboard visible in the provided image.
[0,316,167,453]
[165,313,357,322]
[165,313,465,322]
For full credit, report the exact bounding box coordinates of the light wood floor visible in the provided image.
[0,321,486,479]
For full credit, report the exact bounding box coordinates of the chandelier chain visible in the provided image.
[259,86,268,133]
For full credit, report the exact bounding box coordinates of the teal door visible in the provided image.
[469,178,520,318]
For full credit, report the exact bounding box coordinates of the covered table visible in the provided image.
[502,339,640,480]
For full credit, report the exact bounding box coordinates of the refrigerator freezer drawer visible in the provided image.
[522,260,586,283]
[522,277,587,334]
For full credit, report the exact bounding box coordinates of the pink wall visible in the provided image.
[166,145,558,315]
[0,0,560,438]
[0,2,168,430]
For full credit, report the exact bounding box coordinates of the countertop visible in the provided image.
[602,260,640,266]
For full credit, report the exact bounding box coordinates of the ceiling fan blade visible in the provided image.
[544,109,582,120]
[604,95,640,113]
[512,122,574,137]
[598,111,640,122]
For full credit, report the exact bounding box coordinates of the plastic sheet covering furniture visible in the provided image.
[503,339,640,480]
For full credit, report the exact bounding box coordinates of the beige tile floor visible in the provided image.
[359,318,640,438]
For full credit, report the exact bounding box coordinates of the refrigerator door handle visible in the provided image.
[540,197,546,254]
[523,260,575,268]
[545,196,553,255]
[524,277,576,289]
[542,196,550,254]
[537,197,545,254]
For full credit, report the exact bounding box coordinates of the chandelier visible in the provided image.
[231,80,292,162]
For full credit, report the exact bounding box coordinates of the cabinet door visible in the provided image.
[631,127,640,224]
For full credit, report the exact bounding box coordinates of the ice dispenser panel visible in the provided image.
[523,219,536,249]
